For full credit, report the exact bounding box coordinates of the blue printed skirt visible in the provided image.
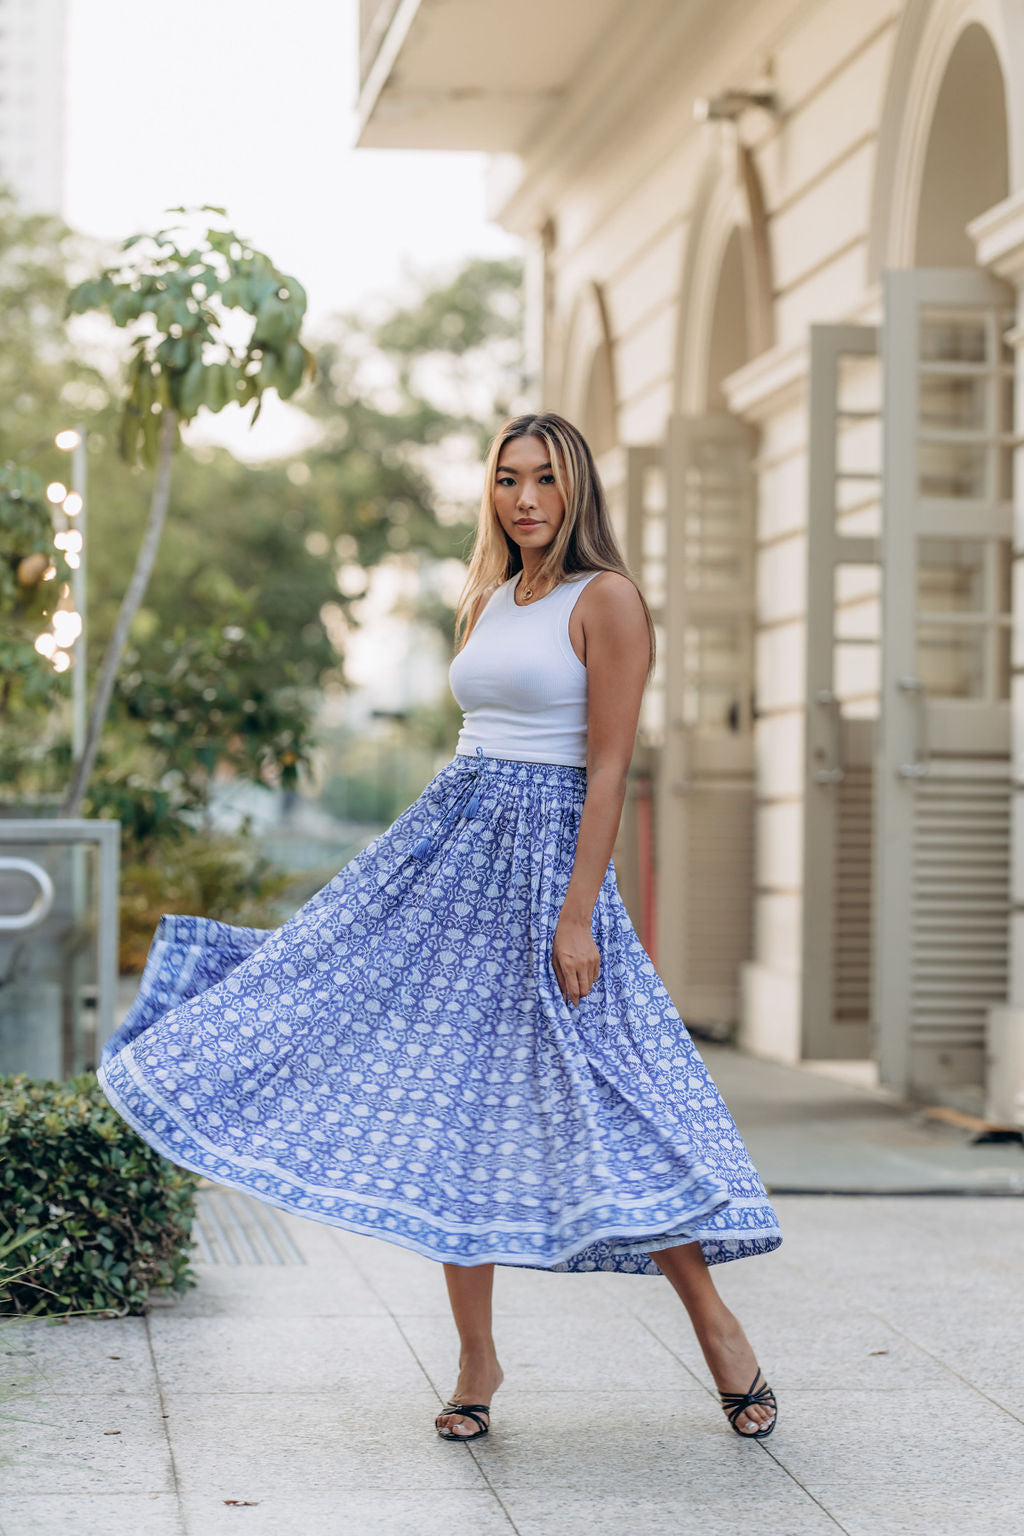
[98,749,782,1273]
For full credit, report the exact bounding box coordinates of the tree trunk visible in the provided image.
[61,408,178,818]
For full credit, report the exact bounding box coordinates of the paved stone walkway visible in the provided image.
[3,1050,1023,1535]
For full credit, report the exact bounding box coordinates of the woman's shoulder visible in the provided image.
[574,569,644,609]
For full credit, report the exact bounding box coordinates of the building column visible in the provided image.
[970,190,1024,1124]
[523,218,556,409]
[723,341,810,1062]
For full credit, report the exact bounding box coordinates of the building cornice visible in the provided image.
[969,190,1024,284]
[721,338,809,422]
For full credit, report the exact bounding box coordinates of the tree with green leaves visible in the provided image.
[60,206,315,818]
[0,182,524,827]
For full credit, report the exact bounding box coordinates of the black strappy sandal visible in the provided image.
[435,1400,491,1442]
[719,1369,777,1439]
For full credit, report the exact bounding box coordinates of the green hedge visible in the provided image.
[0,1073,199,1317]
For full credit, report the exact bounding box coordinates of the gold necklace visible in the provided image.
[517,573,546,603]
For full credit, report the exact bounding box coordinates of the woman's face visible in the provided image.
[493,433,566,555]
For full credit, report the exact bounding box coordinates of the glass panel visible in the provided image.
[681,680,743,731]
[995,624,1011,701]
[835,477,881,536]
[996,540,1012,615]
[917,539,985,613]
[916,624,985,698]
[837,351,882,409]
[642,515,666,559]
[998,446,1014,501]
[1000,374,1015,434]
[918,441,986,499]
[641,487,666,610]
[835,565,881,640]
[836,416,882,479]
[682,541,743,592]
[919,312,986,364]
[834,641,880,702]
[919,372,987,432]
[643,463,666,514]
[640,622,667,746]
[640,689,665,746]
[687,489,744,538]
[683,623,742,674]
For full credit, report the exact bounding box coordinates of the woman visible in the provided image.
[98,411,781,1446]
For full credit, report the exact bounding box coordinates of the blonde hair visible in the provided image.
[453,412,656,683]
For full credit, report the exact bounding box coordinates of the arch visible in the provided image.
[869,0,1024,279]
[558,280,618,454]
[916,25,1008,263]
[706,227,750,411]
[674,135,773,415]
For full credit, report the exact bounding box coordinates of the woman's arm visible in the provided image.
[551,572,651,1008]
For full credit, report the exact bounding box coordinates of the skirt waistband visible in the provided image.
[450,748,587,786]
[410,748,586,863]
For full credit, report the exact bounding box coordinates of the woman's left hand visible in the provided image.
[552,915,600,1007]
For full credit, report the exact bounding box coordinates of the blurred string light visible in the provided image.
[53,610,82,646]
[34,429,86,672]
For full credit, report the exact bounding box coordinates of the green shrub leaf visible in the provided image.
[0,1073,199,1317]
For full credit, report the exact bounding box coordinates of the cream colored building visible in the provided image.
[357,0,1024,1122]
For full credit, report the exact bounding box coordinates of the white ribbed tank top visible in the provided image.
[448,570,603,767]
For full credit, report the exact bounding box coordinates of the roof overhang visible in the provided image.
[356,0,624,152]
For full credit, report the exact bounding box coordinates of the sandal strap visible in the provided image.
[437,1401,490,1431]
[719,1370,776,1427]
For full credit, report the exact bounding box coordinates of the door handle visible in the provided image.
[814,689,845,784]
[897,676,930,778]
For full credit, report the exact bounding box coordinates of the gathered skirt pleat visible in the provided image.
[98,751,782,1273]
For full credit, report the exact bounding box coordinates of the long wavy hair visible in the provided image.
[453,412,656,683]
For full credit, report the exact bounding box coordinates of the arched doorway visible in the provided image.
[652,140,769,1030]
[559,281,618,455]
[556,283,656,936]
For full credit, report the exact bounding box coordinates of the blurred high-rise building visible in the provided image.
[0,0,68,214]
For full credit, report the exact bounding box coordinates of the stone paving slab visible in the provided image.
[702,1043,1024,1193]
[2,1392,174,1497]
[0,1496,181,1536]
[1,1317,153,1398]
[497,1489,844,1536]
[162,1390,489,1497]
[147,1313,424,1395]
[180,1491,516,1536]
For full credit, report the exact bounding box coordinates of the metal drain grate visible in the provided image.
[192,1188,307,1266]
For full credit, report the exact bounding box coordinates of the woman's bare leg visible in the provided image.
[648,1241,775,1433]
[435,1262,505,1437]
